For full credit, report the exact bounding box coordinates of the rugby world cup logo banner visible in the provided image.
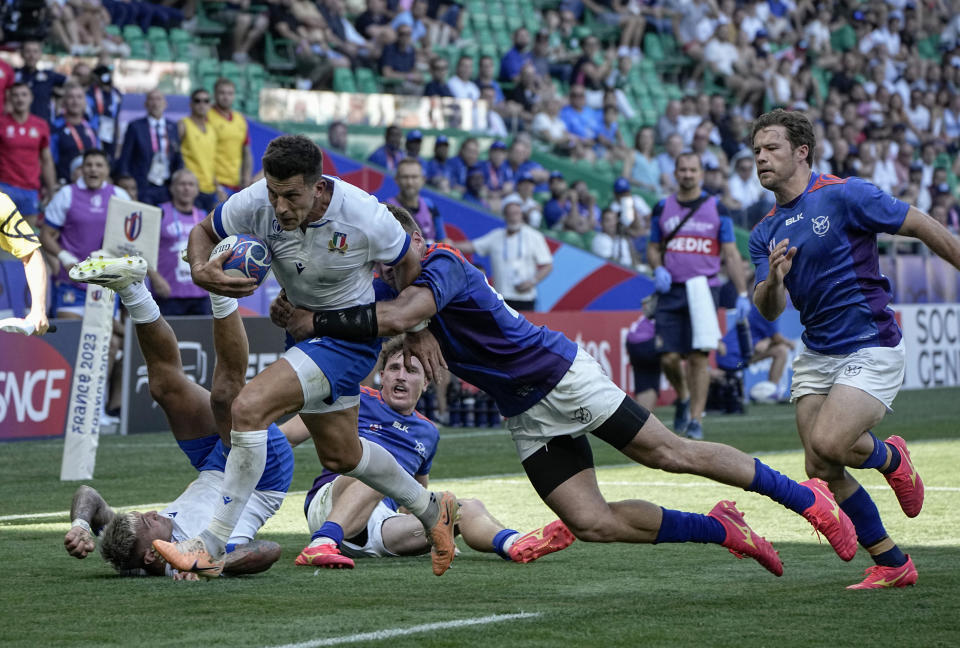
[124,211,143,241]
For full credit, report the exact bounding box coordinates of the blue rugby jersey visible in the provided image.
[305,386,439,512]
[749,173,908,355]
[410,243,578,417]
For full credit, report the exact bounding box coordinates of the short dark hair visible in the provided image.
[82,148,109,164]
[675,151,702,169]
[382,202,421,235]
[190,88,210,101]
[750,109,816,166]
[262,135,324,185]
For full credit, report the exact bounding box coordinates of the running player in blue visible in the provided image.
[749,109,960,589]
[283,338,574,568]
[278,204,866,579]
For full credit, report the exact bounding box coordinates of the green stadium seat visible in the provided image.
[355,68,379,93]
[333,68,357,93]
[264,33,297,72]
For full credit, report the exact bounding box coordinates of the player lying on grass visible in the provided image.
[283,337,574,568]
[275,204,863,579]
[63,254,292,578]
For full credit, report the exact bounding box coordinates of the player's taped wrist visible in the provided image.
[58,250,79,267]
[71,518,93,535]
[312,303,378,340]
[407,319,430,332]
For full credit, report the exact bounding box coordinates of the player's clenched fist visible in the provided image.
[64,525,96,559]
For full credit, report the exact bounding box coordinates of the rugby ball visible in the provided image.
[749,380,779,403]
[211,234,272,286]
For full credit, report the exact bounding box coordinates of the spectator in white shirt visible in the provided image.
[448,55,480,101]
[592,208,637,267]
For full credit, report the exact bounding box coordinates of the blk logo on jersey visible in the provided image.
[295,261,305,274]
[812,215,830,236]
[223,496,233,505]
[785,212,804,226]
[328,232,348,254]
[844,365,862,377]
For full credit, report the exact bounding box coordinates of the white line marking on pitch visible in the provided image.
[264,612,541,648]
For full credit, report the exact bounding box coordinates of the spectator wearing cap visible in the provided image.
[327,120,348,154]
[475,56,504,104]
[367,124,406,173]
[500,27,533,83]
[424,57,454,97]
[455,200,553,312]
[50,82,100,186]
[501,174,543,228]
[448,55,480,100]
[481,140,512,198]
[405,130,427,168]
[14,41,66,125]
[387,157,448,245]
[0,83,58,227]
[446,137,480,193]
[543,171,574,230]
[114,88,182,207]
[425,135,453,190]
[86,65,123,162]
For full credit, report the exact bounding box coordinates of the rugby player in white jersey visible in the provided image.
[151,135,457,577]
[64,256,290,579]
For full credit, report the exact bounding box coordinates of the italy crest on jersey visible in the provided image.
[328,231,348,254]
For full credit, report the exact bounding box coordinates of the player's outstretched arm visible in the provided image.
[898,206,960,271]
[64,485,116,559]
[288,285,440,342]
[187,216,257,297]
[222,540,282,575]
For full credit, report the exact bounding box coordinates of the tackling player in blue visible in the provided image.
[277,203,866,579]
[152,135,457,578]
[749,109,960,589]
[283,337,574,567]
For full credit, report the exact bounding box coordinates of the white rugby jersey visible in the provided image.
[211,176,410,309]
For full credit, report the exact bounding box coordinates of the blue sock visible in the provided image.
[747,458,815,515]
[857,432,889,469]
[880,442,902,475]
[838,486,887,548]
[654,508,726,544]
[312,521,345,546]
[493,528,519,560]
[872,546,908,568]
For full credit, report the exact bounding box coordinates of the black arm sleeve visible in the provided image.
[312,303,379,341]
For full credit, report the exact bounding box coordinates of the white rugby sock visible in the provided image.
[210,293,239,319]
[204,428,269,555]
[117,282,159,324]
[345,437,434,522]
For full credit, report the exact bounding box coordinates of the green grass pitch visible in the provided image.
[2,388,959,647]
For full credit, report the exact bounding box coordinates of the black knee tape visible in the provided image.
[521,434,594,500]
[590,396,651,450]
